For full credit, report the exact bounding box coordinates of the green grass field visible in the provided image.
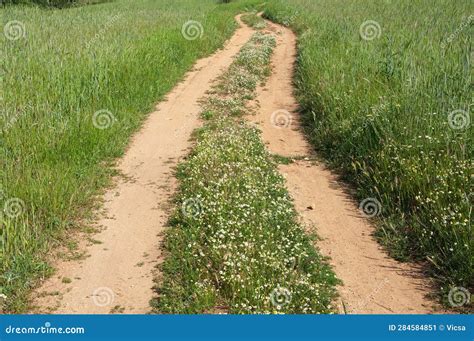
[1,0,261,312]
[265,0,473,293]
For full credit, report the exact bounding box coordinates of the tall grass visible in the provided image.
[1,0,260,312]
[265,0,473,293]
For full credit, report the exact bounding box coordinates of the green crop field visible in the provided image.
[265,0,473,294]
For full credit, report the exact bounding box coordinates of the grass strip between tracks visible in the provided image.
[155,32,338,314]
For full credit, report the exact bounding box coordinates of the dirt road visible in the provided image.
[250,19,443,314]
[32,15,255,314]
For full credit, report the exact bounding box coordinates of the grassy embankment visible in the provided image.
[1,0,261,312]
[264,0,473,300]
[155,30,338,314]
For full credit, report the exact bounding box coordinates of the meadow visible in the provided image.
[265,0,473,293]
[1,0,260,312]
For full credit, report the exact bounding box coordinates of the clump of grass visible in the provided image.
[1,0,262,312]
[264,0,473,294]
[271,154,293,165]
[241,12,267,29]
[155,33,338,314]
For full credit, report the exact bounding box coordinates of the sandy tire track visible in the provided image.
[31,15,255,314]
[251,20,444,314]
